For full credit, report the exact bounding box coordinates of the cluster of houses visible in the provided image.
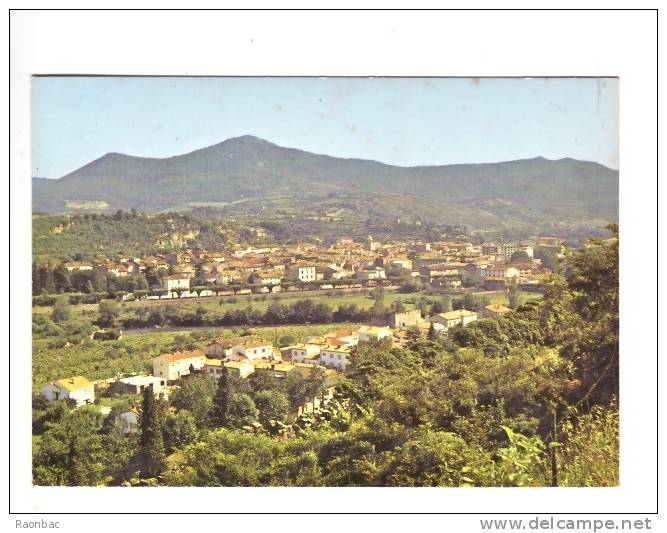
[56,234,562,300]
[38,323,395,411]
[38,299,514,417]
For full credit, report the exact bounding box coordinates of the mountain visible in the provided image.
[32,135,618,223]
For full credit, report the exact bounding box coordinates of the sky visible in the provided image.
[32,77,618,178]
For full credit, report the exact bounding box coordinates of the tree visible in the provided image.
[164,410,199,452]
[254,390,290,425]
[51,295,71,323]
[507,278,520,309]
[226,393,258,429]
[33,406,106,486]
[170,374,216,430]
[391,300,406,313]
[97,300,121,328]
[427,322,438,341]
[140,387,166,477]
[212,366,231,427]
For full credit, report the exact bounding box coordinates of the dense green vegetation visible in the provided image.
[32,227,618,487]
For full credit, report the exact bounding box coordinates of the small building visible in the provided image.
[282,343,321,365]
[162,273,191,294]
[204,358,255,379]
[355,268,387,281]
[119,408,140,435]
[152,350,206,382]
[481,303,512,318]
[356,325,393,343]
[248,270,283,286]
[205,336,260,359]
[286,264,317,283]
[40,376,95,407]
[319,345,353,372]
[117,375,168,397]
[229,340,277,361]
[429,309,478,331]
[388,309,422,329]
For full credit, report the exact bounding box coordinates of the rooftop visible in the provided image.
[155,350,205,363]
[120,375,165,386]
[53,376,91,392]
[439,309,477,320]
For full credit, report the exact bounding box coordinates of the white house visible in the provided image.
[318,345,353,372]
[40,376,95,407]
[286,265,317,283]
[118,375,167,397]
[152,350,206,382]
[429,309,478,331]
[204,358,255,379]
[119,409,139,435]
[249,270,283,286]
[162,273,192,296]
[480,264,521,279]
[356,325,393,343]
[229,340,277,361]
[283,343,321,365]
[355,268,387,281]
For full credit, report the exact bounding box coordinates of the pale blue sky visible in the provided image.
[32,77,618,178]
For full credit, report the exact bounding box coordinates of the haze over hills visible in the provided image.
[32,135,618,227]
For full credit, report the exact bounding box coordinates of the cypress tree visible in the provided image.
[140,386,166,477]
[427,322,438,341]
[212,366,230,427]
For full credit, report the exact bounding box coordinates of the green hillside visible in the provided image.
[33,136,618,227]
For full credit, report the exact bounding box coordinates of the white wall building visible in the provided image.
[152,351,206,381]
[40,376,95,407]
[319,345,352,372]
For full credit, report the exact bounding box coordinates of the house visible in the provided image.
[419,263,462,278]
[152,350,206,382]
[286,264,317,283]
[429,309,478,330]
[499,243,534,260]
[162,273,191,294]
[229,340,277,361]
[251,360,297,377]
[355,268,387,281]
[373,309,422,329]
[117,375,168,397]
[389,258,413,271]
[431,276,462,289]
[248,270,283,286]
[282,343,322,365]
[482,303,511,318]
[306,329,359,348]
[356,325,393,343]
[204,358,255,379]
[119,407,140,435]
[216,270,242,285]
[480,264,521,280]
[205,336,260,359]
[318,345,353,372]
[41,376,95,407]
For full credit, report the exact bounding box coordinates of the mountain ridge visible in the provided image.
[32,135,618,223]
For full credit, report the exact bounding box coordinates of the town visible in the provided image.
[33,231,562,302]
[36,231,565,438]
